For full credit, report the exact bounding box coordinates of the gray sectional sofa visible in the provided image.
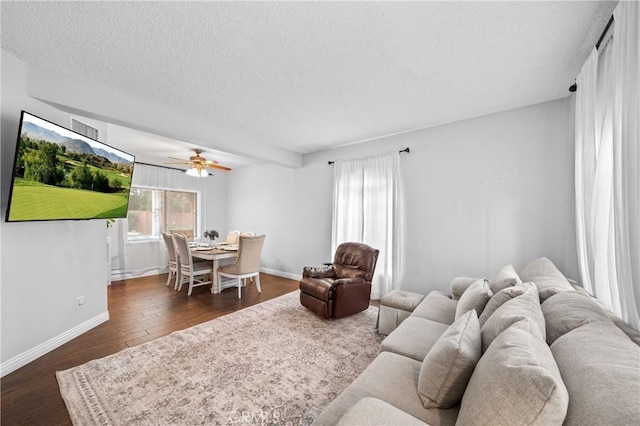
[313,257,640,425]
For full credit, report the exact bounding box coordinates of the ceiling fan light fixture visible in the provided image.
[168,149,230,175]
[186,167,208,177]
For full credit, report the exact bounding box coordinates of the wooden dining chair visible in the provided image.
[161,232,179,288]
[226,230,241,246]
[218,235,265,299]
[173,233,213,296]
[170,229,194,242]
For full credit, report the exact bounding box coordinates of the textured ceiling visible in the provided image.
[1,1,616,166]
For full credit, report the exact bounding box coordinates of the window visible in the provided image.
[127,187,198,241]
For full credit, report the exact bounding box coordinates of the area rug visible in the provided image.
[57,291,382,425]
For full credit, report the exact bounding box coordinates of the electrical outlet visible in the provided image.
[76,295,86,308]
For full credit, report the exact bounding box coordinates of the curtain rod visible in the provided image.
[595,15,615,50]
[569,15,614,92]
[328,147,410,165]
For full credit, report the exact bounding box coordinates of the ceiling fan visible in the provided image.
[166,149,231,176]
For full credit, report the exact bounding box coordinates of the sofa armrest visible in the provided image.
[303,266,336,279]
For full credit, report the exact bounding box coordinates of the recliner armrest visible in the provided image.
[303,266,336,279]
[333,277,367,286]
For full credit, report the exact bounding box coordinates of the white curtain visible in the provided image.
[575,1,640,330]
[132,163,210,195]
[332,152,400,299]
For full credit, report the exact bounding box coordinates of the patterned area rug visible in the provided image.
[57,291,382,425]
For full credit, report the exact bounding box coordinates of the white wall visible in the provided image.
[1,51,110,375]
[227,162,332,279]
[228,98,578,294]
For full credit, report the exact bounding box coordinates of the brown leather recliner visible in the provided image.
[299,242,379,319]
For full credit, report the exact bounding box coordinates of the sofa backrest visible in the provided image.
[540,290,640,426]
[541,290,612,345]
[550,320,640,425]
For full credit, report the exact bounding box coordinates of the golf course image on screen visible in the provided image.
[6,112,135,222]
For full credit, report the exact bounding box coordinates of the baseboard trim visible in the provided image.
[261,268,301,281]
[114,268,300,282]
[111,267,166,282]
[0,311,110,377]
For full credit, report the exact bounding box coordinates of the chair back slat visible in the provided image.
[173,233,193,270]
[162,232,177,263]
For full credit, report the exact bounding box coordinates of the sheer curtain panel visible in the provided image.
[611,2,640,331]
[575,1,640,330]
[332,152,400,299]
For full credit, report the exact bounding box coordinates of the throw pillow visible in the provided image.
[478,282,532,326]
[454,279,493,320]
[538,286,574,303]
[480,286,545,352]
[488,264,522,294]
[417,310,482,408]
[450,276,481,300]
[458,321,569,425]
[519,257,573,292]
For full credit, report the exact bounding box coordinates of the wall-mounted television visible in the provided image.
[5,111,136,222]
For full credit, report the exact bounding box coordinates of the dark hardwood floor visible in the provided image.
[1,273,300,425]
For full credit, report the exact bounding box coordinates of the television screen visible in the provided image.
[5,111,136,222]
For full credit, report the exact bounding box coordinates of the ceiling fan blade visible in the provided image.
[166,151,230,172]
[167,157,191,163]
[207,164,232,171]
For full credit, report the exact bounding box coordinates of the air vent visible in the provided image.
[71,118,99,140]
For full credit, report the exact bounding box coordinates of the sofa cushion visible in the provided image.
[454,279,492,320]
[336,397,428,426]
[411,291,458,325]
[379,316,450,361]
[312,351,460,426]
[519,257,574,292]
[450,277,481,301]
[488,264,522,294]
[458,321,569,425]
[417,310,481,409]
[551,321,640,426]
[480,287,545,352]
[541,290,613,345]
[478,282,531,326]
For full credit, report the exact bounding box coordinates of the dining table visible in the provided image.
[190,245,238,294]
